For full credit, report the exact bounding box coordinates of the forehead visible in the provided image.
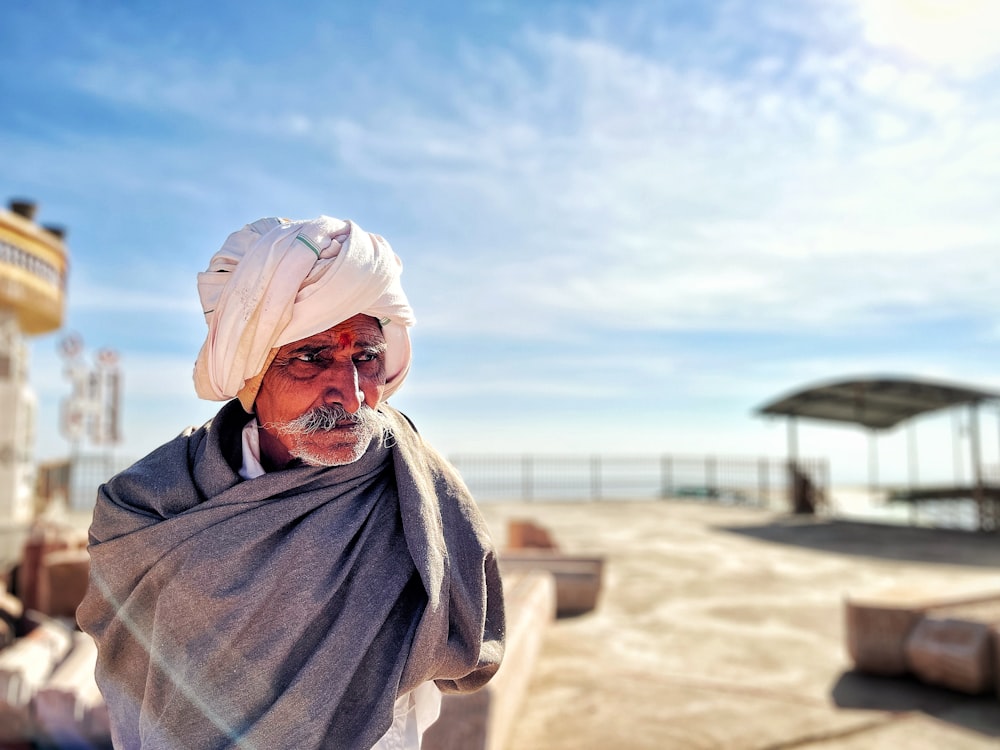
[279,313,385,352]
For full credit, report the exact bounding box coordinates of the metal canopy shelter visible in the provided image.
[756,375,1000,528]
[757,376,1000,430]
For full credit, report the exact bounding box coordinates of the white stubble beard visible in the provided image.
[261,404,393,467]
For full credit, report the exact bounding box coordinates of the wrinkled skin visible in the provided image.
[254,314,387,469]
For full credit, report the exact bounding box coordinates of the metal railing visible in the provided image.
[30,451,1000,534]
[35,452,829,515]
[447,453,829,510]
[37,453,135,513]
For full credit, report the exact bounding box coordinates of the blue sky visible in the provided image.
[4,0,1000,487]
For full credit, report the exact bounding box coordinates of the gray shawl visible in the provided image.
[77,401,505,750]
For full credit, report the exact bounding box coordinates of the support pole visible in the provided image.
[868,429,879,503]
[996,405,1000,482]
[660,455,673,498]
[953,410,965,485]
[970,402,983,489]
[786,417,799,511]
[787,417,799,467]
[970,402,984,530]
[758,457,769,509]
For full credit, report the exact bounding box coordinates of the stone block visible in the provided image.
[16,528,70,613]
[901,599,1000,696]
[507,519,558,550]
[34,631,111,747]
[905,618,995,694]
[0,618,74,741]
[500,550,604,617]
[845,587,1000,676]
[423,569,555,750]
[38,549,90,620]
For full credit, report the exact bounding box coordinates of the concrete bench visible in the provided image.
[846,586,1000,680]
[845,586,1000,676]
[423,569,556,750]
[904,618,995,694]
[499,550,603,617]
[902,598,1000,695]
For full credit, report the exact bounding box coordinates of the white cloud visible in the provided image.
[10,0,1000,466]
[289,16,998,341]
[42,2,999,345]
[20,6,1000,348]
[854,0,1000,76]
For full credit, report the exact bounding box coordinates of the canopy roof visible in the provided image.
[757,376,1000,430]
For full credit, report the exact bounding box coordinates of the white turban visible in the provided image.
[193,216,415,411]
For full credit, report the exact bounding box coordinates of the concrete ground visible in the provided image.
[476,500,1000,750]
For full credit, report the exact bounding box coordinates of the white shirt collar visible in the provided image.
[239,418,267,480]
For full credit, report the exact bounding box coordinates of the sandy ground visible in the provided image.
[476,499,1000,750]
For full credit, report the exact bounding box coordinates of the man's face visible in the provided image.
[254,314,387,469]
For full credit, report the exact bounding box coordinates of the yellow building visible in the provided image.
[0,200,68,522]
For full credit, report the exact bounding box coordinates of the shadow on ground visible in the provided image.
[832,671,1000,738]
[716,517,1000,568]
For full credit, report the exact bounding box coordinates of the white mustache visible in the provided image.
[265,404,383,436]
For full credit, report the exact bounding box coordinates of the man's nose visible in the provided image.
[321,361,364,413]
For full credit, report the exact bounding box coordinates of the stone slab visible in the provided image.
[845,586,1000,676]
[499,551,604,617]
[904,618,995,694]
[34,631,111,747]
[0,618,74,741]
[423,569,556,750]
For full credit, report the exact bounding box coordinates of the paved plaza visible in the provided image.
[476,500,1000,750]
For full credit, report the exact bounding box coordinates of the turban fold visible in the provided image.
[193,216,415,411]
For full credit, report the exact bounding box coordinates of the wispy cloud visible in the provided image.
[25,8,992,329]
[7,0,1000,473]
[234,4,999,340]
[27,2,1000,343]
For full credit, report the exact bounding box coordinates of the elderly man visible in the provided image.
[77,217,505,750]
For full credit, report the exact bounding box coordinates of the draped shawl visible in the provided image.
[77,401,504,750]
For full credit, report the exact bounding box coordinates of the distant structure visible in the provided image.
[757,376,1000,530]
[59,335,122,450]
[58,335,123,511]
[0,199,68,522]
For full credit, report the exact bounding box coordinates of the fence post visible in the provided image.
[660,455,673,498]
[759,458,769,508]
[590,455,602,500]
[705,456,717,496]
[522,455,533,501]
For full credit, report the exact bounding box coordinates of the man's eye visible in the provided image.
[294,352,320,363]
[355,353,378,363]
